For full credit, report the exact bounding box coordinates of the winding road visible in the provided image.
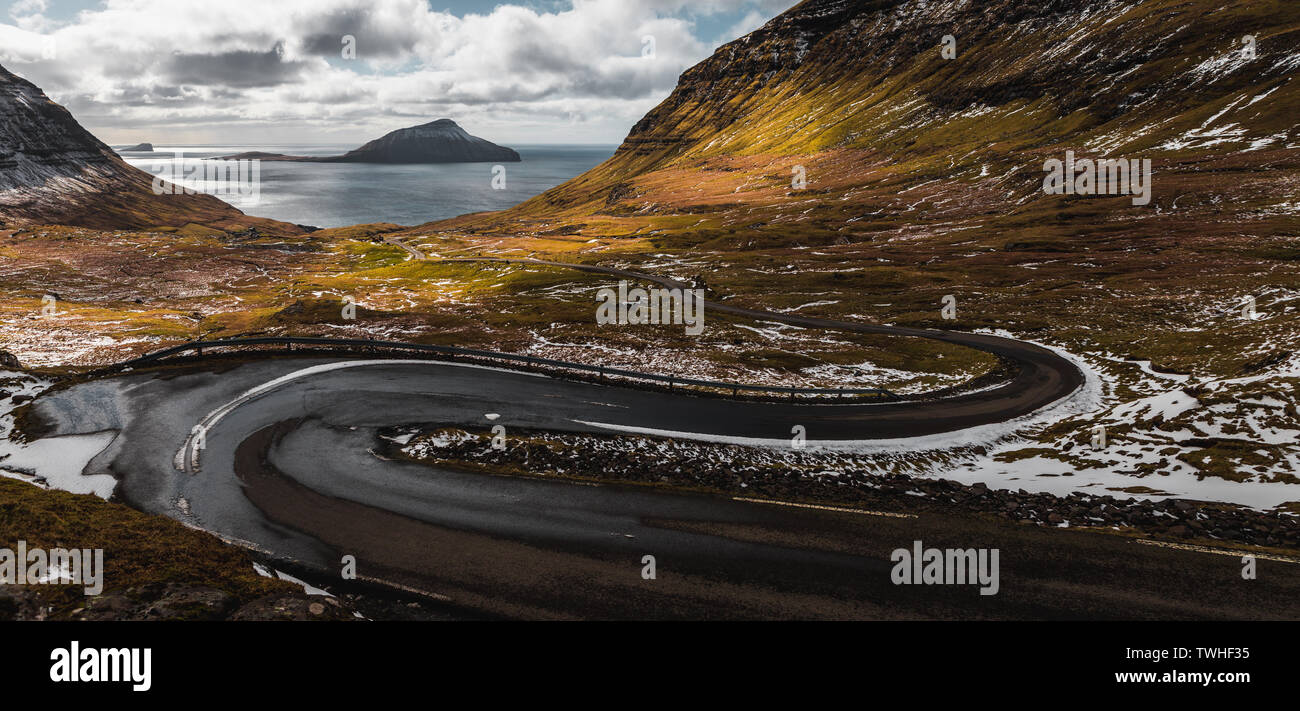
[23,257,1300,619]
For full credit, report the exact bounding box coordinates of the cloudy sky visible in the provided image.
[0,0,792,145]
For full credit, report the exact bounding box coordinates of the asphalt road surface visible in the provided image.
[21,259,1300,619]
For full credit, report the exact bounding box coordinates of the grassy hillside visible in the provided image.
[0,477,348,620]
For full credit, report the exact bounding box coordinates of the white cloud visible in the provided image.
[0,0,788,144]
[7,0,50,32]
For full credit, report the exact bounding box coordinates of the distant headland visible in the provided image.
[215,119,520,164]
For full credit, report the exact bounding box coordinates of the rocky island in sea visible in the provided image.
[217,119,521,164]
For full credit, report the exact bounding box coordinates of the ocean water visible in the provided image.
[119,144,617,229]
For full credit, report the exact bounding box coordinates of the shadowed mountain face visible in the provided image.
[0,64,297,233]
[427,0,1298,240]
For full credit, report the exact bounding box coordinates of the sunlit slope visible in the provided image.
[420,0,1297,238]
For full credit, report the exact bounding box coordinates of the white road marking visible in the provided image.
[732,496,917,519]
[1134,538,1300,564]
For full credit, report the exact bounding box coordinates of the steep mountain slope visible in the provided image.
[0,63,298,233]
[617,0,1297,160]
[422,0,1298,241]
